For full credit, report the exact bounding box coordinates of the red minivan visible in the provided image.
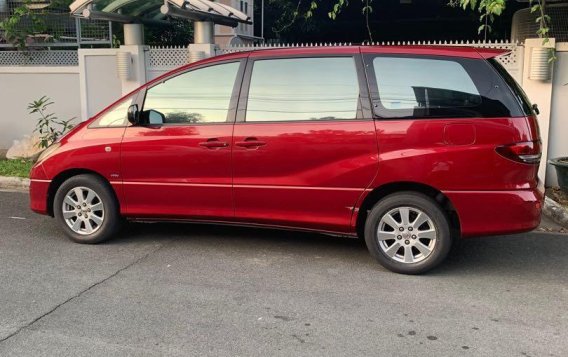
[29,46,543,274]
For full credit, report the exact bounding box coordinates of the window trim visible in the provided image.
[363,53,525,120]
[136,58,246,127]
[236,53,373,124]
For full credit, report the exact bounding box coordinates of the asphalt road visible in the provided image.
[0,190,567,357]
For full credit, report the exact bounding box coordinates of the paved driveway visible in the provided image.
[0,190,566,356]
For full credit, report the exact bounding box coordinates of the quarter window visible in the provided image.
[245,57,360,122]
[143,62,240,124]
[90,94,134,128]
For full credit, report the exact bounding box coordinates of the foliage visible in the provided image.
[112,34,121,48]
[270,0,374,41]
[449,0,555,61]
[0,159,34,178]
[0,0,74,50]
[28,96,75,149]
[448,0,505,40]
[144,19,194,47]
[0,0,47,49]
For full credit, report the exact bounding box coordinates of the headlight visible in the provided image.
[36,142,61,163]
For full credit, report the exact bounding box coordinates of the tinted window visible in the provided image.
[90,94,134,128]
[143,62,240,124]
[370,55,526,119]
[246,57,360,122]
[373,57,481,117]
[489,59,533,116]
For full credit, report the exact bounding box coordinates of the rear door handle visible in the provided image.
[235,137,266,148]
[199,138,229,149]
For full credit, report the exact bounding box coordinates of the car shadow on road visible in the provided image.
[109,221,568,278]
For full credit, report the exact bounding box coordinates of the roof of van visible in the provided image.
[216,45,509,60]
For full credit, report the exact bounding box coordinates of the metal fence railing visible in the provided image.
[0,4,111,49]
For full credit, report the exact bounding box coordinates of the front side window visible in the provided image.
[245,57,360,122]
[372,56,483,118]
[143,62,240,124]
[90,94,134,128]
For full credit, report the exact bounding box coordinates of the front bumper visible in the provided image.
[445,185,544,238]
[29,163,50,215]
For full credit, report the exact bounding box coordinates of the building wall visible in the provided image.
[0,67,81,150]
[546,42,568,186]
[214,0,256,46]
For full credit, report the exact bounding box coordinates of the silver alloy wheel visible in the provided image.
[377,206,437,264]
[62,186,105,236]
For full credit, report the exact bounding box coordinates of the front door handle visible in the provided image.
[235,137,266,149]
[199,138,229,149]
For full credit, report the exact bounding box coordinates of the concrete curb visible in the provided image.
[543,196,568,229]
[0,176,30,191]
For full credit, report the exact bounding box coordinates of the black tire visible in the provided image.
[364,192,452,274]
[53,174,122,244]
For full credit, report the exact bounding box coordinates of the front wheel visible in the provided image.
[364,192,453,274]
[53,174,121,244]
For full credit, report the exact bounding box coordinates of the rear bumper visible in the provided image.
[445,185,544,238]
[29,179,51,215]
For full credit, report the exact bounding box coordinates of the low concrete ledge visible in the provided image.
[0,176,30,191]
[543,196,568,229]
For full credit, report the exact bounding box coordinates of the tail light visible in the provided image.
[496,141,541,164]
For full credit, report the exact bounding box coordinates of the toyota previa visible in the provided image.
[29,46,543,274]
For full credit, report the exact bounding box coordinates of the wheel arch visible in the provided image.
[355,181,461,240]
[47,169,119,217]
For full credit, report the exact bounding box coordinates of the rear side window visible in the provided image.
[374,57,481,112]
[245,57,360,122]
[369,55,525,119]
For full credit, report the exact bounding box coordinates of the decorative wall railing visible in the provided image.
[147,46,189,70]
[0,50,78,66]
[0,40,522,82]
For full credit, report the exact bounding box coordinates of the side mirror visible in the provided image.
[532,103,540,115]
[147,109,165,125]
[127,104,139,125]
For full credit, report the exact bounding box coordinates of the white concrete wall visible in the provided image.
[546,42,568,186]
[0,67,81,150]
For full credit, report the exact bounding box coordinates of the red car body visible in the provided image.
[29,46,543,239]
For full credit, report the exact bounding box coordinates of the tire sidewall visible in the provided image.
[54,174,120,244]
[364,192,452,274]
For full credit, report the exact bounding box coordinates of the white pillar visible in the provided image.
[194,21,214,44]
[521,38,555,185]
[190,21,217,62]
[123,24,144,46]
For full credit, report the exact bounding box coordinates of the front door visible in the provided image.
[232,55,378,233]
[121,60,244,219]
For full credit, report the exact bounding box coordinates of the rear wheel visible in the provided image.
[364,192,452,274]
[53,174,121,244]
